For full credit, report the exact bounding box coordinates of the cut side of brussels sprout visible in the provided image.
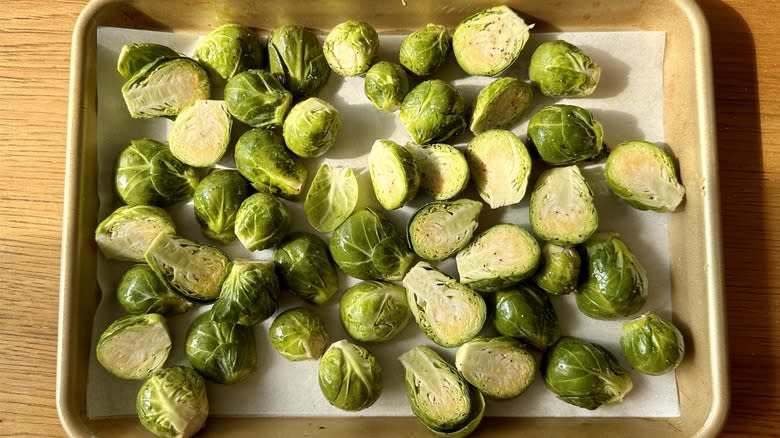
[368,140,420,210]
[274,233,340,305]
[364,61,409,112]
[168,100,232,167]
[527,104,604,165]
[605,140,686,211]
[493,285,561,350]
[466,129,532,209]
[95,205,175,262]
[529,165,598,245]
[117,43,179,80]
[121,57,210,119]
[455,336,536,399]
[269,307,330,361]
[234,192,291,251]
[406,143,469,201]
[408,199,482,261]
[621,312,685,375]
[399,24,451,77]
[117,264,194,315]
[533,242,581,295]
[136,366,208,438]
[185,311,256,384]
[194,23,264,86]
[470,77,533,134]
[529,40,601,98]
[323,19,379,76]
[193,169,251,244]
[96,314,172,380]
[234,127,308,198]
[211,260,279,326]
[400,79,466,145]
[283,97,341,158]
[224,69,293,128]
[304,164,358,233]
[268,25,330,97]
[318,339,383,411]
[339,281,411,343]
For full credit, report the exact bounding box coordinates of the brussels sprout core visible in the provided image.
[323,19,379,76]
[529,40,601,97]
[122,58,210,119]
[96,314,172,380]
[466,130,532,209]
[169,100,232,167]
[406,143,470,201]
[95,205,175,262]
[470,77,533,134]
[408,199,482,261]
[136,367,208,438]
[283,97,342,158]
[529,165,598,245]
[368,139,420,210]
[455,337,536,399]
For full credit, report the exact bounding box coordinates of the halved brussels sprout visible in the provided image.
[193,169,251,243]
[527,104,604,165]
[117,43,179,80]
[399,24,451,77]
[121,57,210,119]
[323,19,379,76]
[529,40,601,98]
[234,192,291,251]
[403,261,486,347]
[493,284,561,350]
[115,139,199,206]
[185,311,256,384]
[269,307,330,361]
[274,232,340,305]
[339,281,412,343]
[117,264,193,315]
[194,23,264,86]
[406,143,469,201]
[136,366,208,438]
[368,139,420,210]
[605,140,686,211]
[470,77,533,134]
[304,164,358,232]
[283,97,341,158]
[529,165,598,245]
[542,337,633,410]
[455,336,536,399]
[400,79,466,145]
[96,314,171,380]
[319,339,383,411]
[456,224,541,292]
[329,208,415,281]
[211,260,279,326]
[364,61,409,112]
[532,242,581,295]
[267,25,330,97]
[452,5,532,76]
[408,199,482,261]
[145,233,229,301]
[168,100,232,167]
[621,312,685,375]
[466,129,532,209]
[234,127,308,198]
[95,204,175,262]
[224,69,293,127]
[576,232,648,320]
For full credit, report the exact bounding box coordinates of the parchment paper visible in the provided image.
[89,26,678,418]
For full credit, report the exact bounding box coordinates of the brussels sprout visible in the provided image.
[533,242,581,295]
[224,69,293,127]
[452,5,532,76]
[406,143,469,201]
[368,139,420,210]
[96,314,171,380]
[339,281,412,343]
[318,339,383,411]
[168,100,232,167]
[211,260,279,326]
[408,199,482,261]
[136,366,208,438]
[121,57,210,119]
[542,337,633,410]
[269,307,330,361]
[114,139,199,206]
[576,233,648,320]
[193,169,251,243]
[493,285,561,350]
[117,264,194,315]
[185,311,256,384]
[456,224,541,292]
[403,262,486,347]
[329,208,415,281]
[323,19,379,76]
[621,312,685,375]
[364,61,409,112]
[274,233,340,305]
[455,336,536,399]
[145,233,229,301]
[466,129,532,209]
[267,25,330,97]
[234,192,291,251]
[283,97,341,158]
[234,127,308,198]
[194,23,264,86]
[399,24,451,77]
[400,79,466,145]
[529,40,601,98]
[117,43,179,80]
[95,205,175,262]
[527,104,604,165]
[470,77,533,134]
[399,345,486,436]
[529,165,598,245]
[304,164,358,232]
[605,140,686,211]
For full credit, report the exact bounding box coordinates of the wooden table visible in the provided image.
[0,0,775,436]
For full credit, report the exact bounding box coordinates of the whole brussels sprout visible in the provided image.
[323,19,379,76]
[168,99,232,167]
[117,43,178,80]
[542,337,633,410]
[470,77,533,134]
[318,339,383,411]
[136,366,208,438]
[406,143,469,201]
[400,79,466,145]
[269,307,330,361]
[304,164,358,232]
[529,40,601,97]
[339,281,412,343]
[193,169,251,243]
[466,129,532,209]
[274,233,340,305]
[234,192,291,251]
[368,139,420,210]
[96,314,171,380]
[185,311,256,384]
[533,242,581,295]
[194,23,264,86]
[95,204,175,262]
[455,336,536,399]
[122,57,210,119]
[399,24,451,77]
[224,69,293,127]
[527,104,604,165]
[117,264,193,315]
[493,285,561,350]
[267,25,330,97]
[408,199,482,261]
[282,97,341,158]
[211,260,279,326]
[234,127,308,198]
[363,61,409,112]
[621,312,685,375]
[529,165,598,245]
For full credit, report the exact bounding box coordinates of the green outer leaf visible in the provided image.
[283,97,342,158]
[470,77,533,134]
[96,314,172,380]
[408,199,482,261]
[318,339,383,411]
[267,25,330,97]
[168,99,232,167]
[529,165,598,245]
[532,242,581,295]
[323,19,379,76]
[304,164,358,232]
[620,312,685,375]
[117,264,193,315]
[363,61,409,112]
[339,281,411,343]
[121,57,211,119]
[95,204,176,262]
[399,23,451,77]
[234,127,308,198]
[454,336,536,400]
[234,192,291,251]
[368,139,420,210]
[493,284,561,350]
[117,43,179,80]
[193,169,251,244]
[269,307,330,361]
[194,23,264,86]
[185,311,257,384]
[465,129,532,209]
[224,69,292,127]
[274,232,340,305]
[527,104,604,165]
[529,40,601,98]
[399,80,466,145]
[406,143,469,201]
[211,260,280,326]
[136,366,208,438]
